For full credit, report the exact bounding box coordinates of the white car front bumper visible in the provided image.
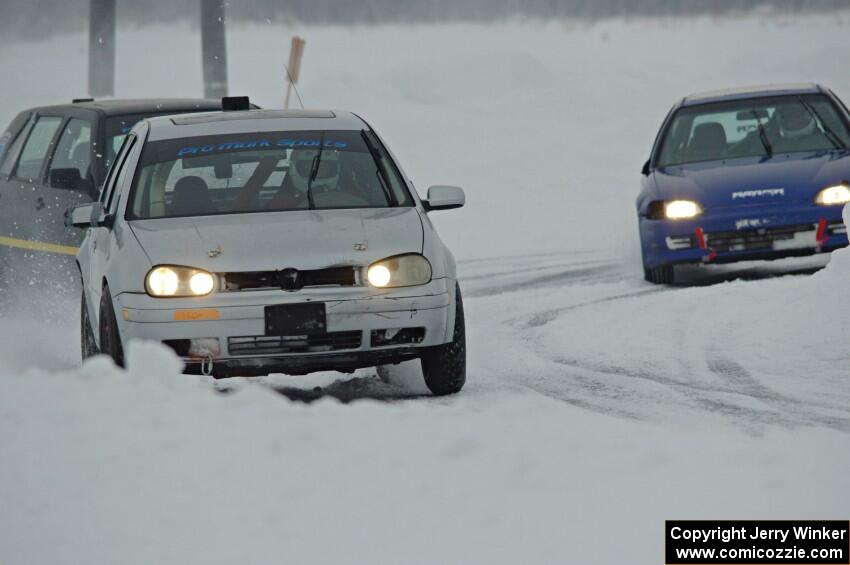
[114,278,454,376]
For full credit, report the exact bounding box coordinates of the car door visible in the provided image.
[0,111,34,279]
[1,113,63,245]
[0,112,66,287]
[43,114,97,249]
[87,133,136,307]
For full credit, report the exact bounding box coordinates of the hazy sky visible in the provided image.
[1,0,847,39]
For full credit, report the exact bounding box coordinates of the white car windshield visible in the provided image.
[127,129,412,219]
[656,94,850,168]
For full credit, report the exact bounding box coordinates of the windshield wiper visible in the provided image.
[798,96,846,150]
[750,109,773,157]
[306,131,325,210]
[360,129,398,207]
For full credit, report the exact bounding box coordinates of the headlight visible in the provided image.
[815,185,850,205]
[664,200,702,220]
[366,254,432,288]
[145,266,216,297]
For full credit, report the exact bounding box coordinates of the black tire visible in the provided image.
[420,283,466,396]
[99,285,124,367]
[644,264,675,285]
[81,289,98,361]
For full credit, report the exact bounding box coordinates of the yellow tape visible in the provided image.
[0,235,79,256]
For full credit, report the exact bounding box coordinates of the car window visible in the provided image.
[0,111,31,169]
[656,94,850,168]
[100,134,135,213]
[0,114,34,178]
[14,116,62,182]
[128,130,414,220]
[104,112,207,169]
[48,118,92,189]
[106,135,137,214]
[105,117,140,170]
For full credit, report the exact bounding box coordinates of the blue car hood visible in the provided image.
[651,150,850,209]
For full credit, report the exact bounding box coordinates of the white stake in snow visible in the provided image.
[284,36,306,110]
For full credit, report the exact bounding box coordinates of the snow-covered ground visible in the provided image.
[2,13,850,564]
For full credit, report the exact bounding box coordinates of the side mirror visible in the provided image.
[50,168,82,190]
[424,185,465,212]
[641,160,651,176]
[65,202,107,229]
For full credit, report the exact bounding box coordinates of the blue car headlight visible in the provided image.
[647,200,703,220]
[664,200,703,219]
[815,185,850,206]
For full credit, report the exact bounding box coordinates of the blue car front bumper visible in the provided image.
[639,204,848,269]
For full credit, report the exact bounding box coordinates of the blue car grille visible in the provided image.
[705,224,813,252]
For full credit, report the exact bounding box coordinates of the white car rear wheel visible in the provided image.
[81,289,98,361]
[99,285,125,367]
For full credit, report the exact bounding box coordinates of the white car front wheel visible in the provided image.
[420,284,466,396]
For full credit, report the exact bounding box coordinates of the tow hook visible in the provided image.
[816,218,828,251]
[694,227,717,262]
[201,354,214,376]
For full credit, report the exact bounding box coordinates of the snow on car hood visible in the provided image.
[129,208,424,272]
[651,150,850,209]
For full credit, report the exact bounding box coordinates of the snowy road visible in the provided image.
[287,251,849,437]
[463,253,850,433]
[4,248,850,565]
[5,248,847,438]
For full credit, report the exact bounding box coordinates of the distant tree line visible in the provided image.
[0,0,847,39]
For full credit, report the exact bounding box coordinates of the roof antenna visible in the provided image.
[284,64,305,110]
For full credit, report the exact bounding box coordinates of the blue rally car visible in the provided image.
[638,83,850,284]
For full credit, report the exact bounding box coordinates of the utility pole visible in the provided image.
[201,0,228,99]
[88,0,116,97]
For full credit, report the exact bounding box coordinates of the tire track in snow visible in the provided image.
[523,287,665,328]
[466,264,619,298]
[478,259,850,433]
[458,252,625,299]
[551,356,815,432]
[705,355,850,432]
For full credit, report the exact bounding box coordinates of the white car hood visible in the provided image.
[129,208,424,272]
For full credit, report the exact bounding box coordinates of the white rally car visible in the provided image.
[68,100,467,395]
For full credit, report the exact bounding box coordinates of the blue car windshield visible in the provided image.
[656,94,850,168]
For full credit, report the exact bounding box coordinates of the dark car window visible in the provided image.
[656,94,850,168]
[0,111,31,169]
[105,112,193,169]
[0,114,34,178]
[49,118,93,190]
[14,116,62,182]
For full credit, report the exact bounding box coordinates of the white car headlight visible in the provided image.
[815,185,850,205]
[145,266,216,297]
[366,254,432,288]
[664,200,703,220]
